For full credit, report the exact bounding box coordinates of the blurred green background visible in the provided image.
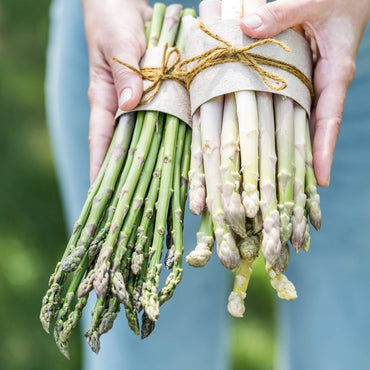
[0,1,274,369]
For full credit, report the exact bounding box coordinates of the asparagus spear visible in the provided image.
[110,114,164,300]
[234,0,261,219]
[186,208,215,267]
[188,111,206,215]
[164,122,186,270]
[132,217,155,312]
[273,94,294,274]
[302,215,311,252]
[130,143,165,276]
[53,251,92,358]
[227,234,259,318]
[89,111,145,257]
[305,121,322,231]
[180,125,192,209]
[271,242,290,275]
[221,93,247,237]
[291,104,307,251]
[197,0,240,272]
[274,94,294,245]
[86,214,142,353]
[40,119,121,333]
[44,115,134,354]
[158,121,187,305]
[142,114,179,322]
[61,113,135,272]
[258,92,281,268]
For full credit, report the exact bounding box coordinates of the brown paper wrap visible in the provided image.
[185,19,313,116]
[115,47,192,126]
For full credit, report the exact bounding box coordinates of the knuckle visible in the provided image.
[88,130,112,146]
[316,116,342,136]
[264,3,286,25]
[340,58,356,84]
[87,84,99,105]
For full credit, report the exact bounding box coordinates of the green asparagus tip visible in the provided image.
[141,312,156,339]
[85,330,101,354]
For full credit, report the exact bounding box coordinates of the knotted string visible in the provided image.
[113,22,314,105]
[112,43,186,105]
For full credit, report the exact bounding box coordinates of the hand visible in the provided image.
[82,0,152,182]
[240,0,370,186]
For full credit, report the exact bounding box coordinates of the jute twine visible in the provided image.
[113,22,314,106]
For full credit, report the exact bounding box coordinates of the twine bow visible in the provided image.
[113,43,186,105]
[113,22,314,105]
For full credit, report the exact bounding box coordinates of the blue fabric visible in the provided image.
[46,0,370,369]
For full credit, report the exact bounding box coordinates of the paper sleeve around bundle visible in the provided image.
[185,18,313,117]
[115,47,192,126]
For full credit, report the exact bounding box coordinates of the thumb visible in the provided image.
[240,0,321,38]
[110,46,144,111]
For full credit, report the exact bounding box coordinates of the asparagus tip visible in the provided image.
[141,312,156,339]
[227,291,246,318]
[268,269,297,301]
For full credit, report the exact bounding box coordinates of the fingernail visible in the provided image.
[119,88,132,108]
[242,14,263,29]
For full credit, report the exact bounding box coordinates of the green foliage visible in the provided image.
[0,1,274,369]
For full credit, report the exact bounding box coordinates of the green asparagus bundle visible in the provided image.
[40,3,196,358]
[185,0,321,317]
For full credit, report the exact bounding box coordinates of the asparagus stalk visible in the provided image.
[40,121,120,333]
[274,95,294,245]
[180,125,192,209]
[132,217,155,312]
[158,121,187,305]
[257,93,296,299]
[271,242,290,275]
[227,235,259,318]
[130,143,165,276]
[258,92,281,268]
[142,114,179,322]
[291,104,307,251]
[188,111,206,215]
[53,251,92,358]
[305,121,322,231]
[186,208,214,267]
[86,217,142,353]
[92,110,159,297]
[61,113,135,273]
[273,94,294,274]
[98,217,142,340]
[221,93,247,237]
[201,97,240,270]
[235,0,261,219]
[164,123,186,270]
[89,111,145,256]
[165,203,175,269]
[110,115,164,300]
[302,215,311,252]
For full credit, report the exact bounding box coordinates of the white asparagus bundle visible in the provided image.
[185,0,321,317]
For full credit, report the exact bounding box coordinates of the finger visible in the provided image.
[240,0,322,38]
[108,33,146,111]
[88,78,117,183]
[312,58,355,187]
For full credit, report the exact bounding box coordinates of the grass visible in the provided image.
[0,1,274,369]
